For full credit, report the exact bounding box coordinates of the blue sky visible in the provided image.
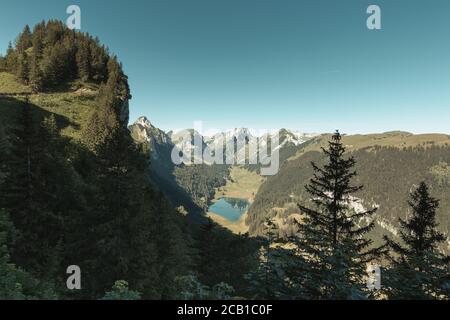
[1,0,450,134]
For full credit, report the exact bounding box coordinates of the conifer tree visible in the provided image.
[40,43,70,88]
[89,39,108,82]
[0,21,195,300]
[17,53,29,84]
[16,25,32,53]
[29,54,43,92]
[5,41,17,72]
[0,55,6,71]
[31,22,45,60]
[29,29,44,92]
[76,40,91,81]
[293,131,383,299]
[383,182,450,299]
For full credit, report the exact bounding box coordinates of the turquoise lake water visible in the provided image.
[208,197,250,222]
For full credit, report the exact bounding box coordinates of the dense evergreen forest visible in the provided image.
[0,22,257,299]
[1,22,449,300]
[174,164,230,210]
[248,142,450,243]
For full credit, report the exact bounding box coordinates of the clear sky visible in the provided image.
[1,0,450,134]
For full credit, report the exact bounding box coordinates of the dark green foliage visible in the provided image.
[195,219,220,284]
[0,93,191,300]
[3,20,113,91]
[291,131,383,299]
[151,196,193,299]
[175,275,235,300]
[248,143,450,245]
[128,122,217,220]
[5,42,18,73]
[245,219,292,299]
[28,25,45,92]
[101,280,141,300]
[0,22,192,300]
[74,68,189,298]
[0,209,57,299]
[76,41,91,82]
[0,120,7,184]
[174,164,230,209]
[383,182,450,299]
[29,54,43,92]
[16,53,29,84]
[195,218,258,297]
[1,99,71,280]
[16,25,32,53]
[5,21,449,301]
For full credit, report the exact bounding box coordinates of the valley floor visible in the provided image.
[207,167,264,234]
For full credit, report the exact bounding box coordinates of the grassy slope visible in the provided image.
[0,72,98,140]
[291,131,450,161]
[0,72,32,94]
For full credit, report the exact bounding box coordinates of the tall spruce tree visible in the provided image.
[27,23,45,92]
[5,42,17,73]
[16,25,32,53]
[29,54,43,92]
[76,40,91,81]
[383,182,450,299]
[17,53,29,84]
[82,57,129,152]
[293,131,383,299]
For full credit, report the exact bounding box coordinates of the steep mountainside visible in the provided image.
[128,117,318,214]
[128,117,229,216]
[247,132,450,252]
[0,22,192,299]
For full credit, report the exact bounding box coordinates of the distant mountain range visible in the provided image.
[128,116,319,218]
[129,117,450,254]
[129,116,317,165]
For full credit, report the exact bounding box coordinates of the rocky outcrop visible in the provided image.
[119,99,130,126]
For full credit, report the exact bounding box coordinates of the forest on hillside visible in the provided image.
[248,144,450,242]
[1,22,449,300]
[0,22,258,300]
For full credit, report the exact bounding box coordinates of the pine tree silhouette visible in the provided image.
[293,130,384,299]
[384,182,450,299]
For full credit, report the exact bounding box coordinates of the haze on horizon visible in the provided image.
[1,0,449,134]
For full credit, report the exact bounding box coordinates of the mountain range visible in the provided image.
[129,116,317,165]
[129,117,450,253]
